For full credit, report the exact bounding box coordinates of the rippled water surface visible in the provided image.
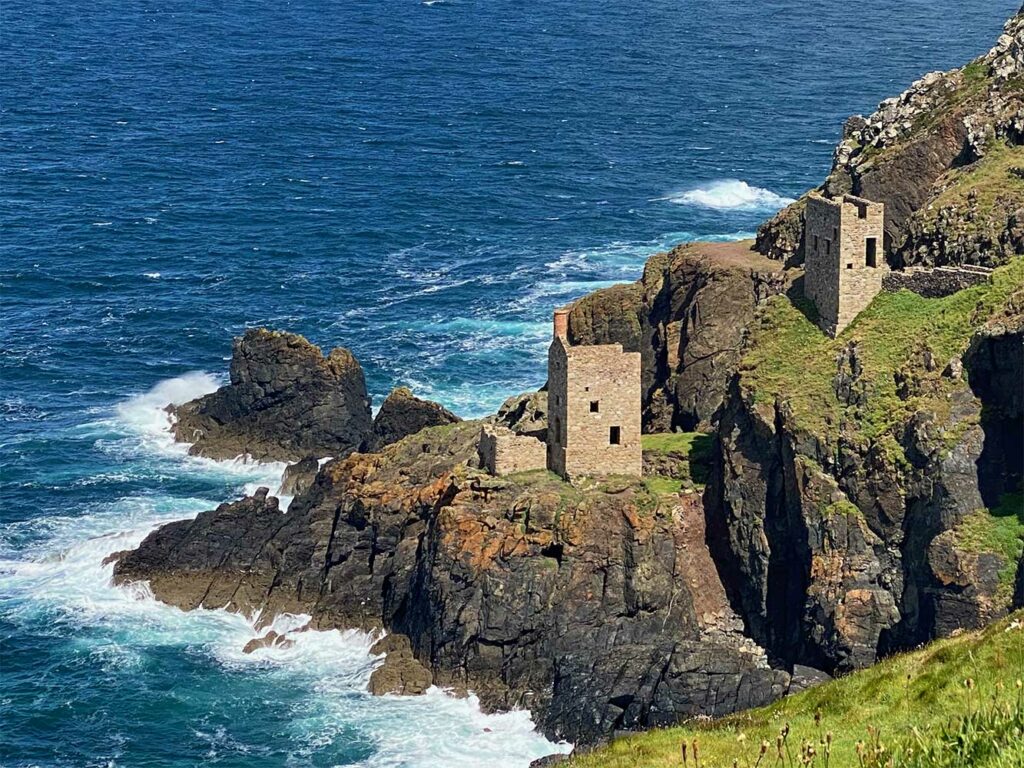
[1,1,1016,765]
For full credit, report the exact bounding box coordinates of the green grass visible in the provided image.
[568,612,1024,768]
[924,140,1024,226]
[740,258,1024,443]
[642,432,713,460]
[952,492,1024,601]
[643,476,685,496]
[642,432,714,487]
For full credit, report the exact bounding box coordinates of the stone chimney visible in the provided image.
[553,308,570,340]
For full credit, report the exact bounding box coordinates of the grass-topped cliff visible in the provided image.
[756,9,1024,267]
[568,611,1024,768]
[740,258,1024,442]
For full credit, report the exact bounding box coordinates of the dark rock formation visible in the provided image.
[368,634,433,695]
[494,390,548,439]
[756,10,1024,268]
[279,456,320,497]
[567,241,790,432]
[170,329,372,462]
[366,387,460,452]
[706,284,1024,676]
[114,422,790,745]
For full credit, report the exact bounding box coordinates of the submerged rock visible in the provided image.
[170,329,372,462]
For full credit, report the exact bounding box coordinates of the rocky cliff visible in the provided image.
[171,329,461,463]
[115,421,791,745]
[706,260,1024,674]
[567,240,790,431]
[757,8,1024,268]
[171,329,373,462]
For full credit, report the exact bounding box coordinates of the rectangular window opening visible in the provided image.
[609,426,621,445]
[858,204,868,219]
[825,240,831,255]
[589,400,599,413]
[846,262,854,270]
[866,237,878,267]
[813,235,819,252]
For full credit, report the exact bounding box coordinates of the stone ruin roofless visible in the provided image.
[803,192,888,337]
[479,308,643,480]
[546,309,642,479]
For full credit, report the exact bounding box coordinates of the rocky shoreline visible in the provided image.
[110,8,1024,754]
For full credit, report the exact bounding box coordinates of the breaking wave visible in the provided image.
[666,179,795,211]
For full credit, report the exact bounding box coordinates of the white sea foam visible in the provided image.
[0,376,570,766]
[665,179,794,211]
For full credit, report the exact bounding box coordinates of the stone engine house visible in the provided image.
[546,308,642,479]
[803,193,888,337]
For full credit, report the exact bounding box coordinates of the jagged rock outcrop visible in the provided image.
[366,387,460,452]
[706,275,1024,675]
[170,329,372,462]
[279,456,319,497]
[757,9,1024,267]
[493,390,548,439]
[567,241,790,432]
[114,421,791,745]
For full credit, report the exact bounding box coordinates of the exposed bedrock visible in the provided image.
[114,421,792,745]
[366,386,460,452]
[707,306,1023,675]
[566,241,790,432]
[170,329,373,462]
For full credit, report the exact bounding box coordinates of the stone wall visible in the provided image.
[547,331,642,479]
[884,265,992,298]
[804,196,843,332]
[804,194,888,336]
[478,425,546,475]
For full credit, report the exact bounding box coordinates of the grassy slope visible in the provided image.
[739,257,1024,593]
[739,257,1024,443]
[569,612,1024,768]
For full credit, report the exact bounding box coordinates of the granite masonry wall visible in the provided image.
[804,194,888,336]
[478,425,546,476]
[547,310,642,479]
[883,265,992,298]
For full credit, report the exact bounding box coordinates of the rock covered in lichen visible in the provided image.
[114,420,791,745]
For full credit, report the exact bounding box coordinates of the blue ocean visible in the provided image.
[0,2,1016,765]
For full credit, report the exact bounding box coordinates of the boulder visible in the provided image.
[366,387,460,452]
[170,329,372,462]
[367,634,433,696]
[494,390,548,440]
[242,630,294,654]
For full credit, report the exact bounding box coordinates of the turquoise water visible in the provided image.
[1,1,1015,765]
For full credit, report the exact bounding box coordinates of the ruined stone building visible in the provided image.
[803,193,888,336]
[546,308,642,479]
[478,423,546,476]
